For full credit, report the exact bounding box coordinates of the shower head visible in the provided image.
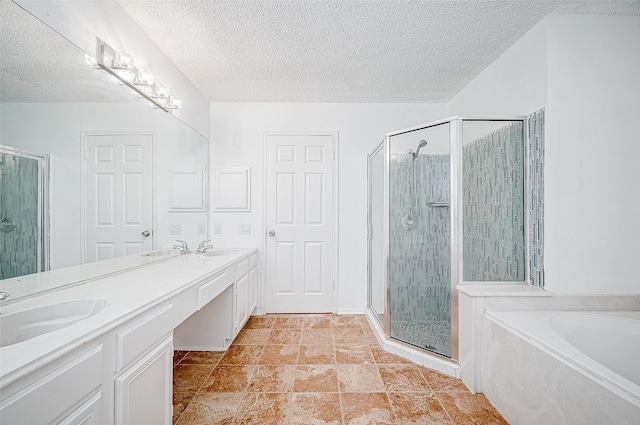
[410,140,428,159]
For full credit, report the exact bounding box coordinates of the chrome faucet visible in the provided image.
[196,240,214,254]
[0,292,9,302]
[173,240,191,254]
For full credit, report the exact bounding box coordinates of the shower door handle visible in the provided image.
[268,230,276,237]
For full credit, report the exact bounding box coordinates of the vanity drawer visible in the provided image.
[249,252,258,269]
[197,269,234,309]
[116,303,173,371]
[0,345,103,425]
[235,259,249,279]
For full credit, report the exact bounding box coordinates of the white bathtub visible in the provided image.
[482,310,640,425]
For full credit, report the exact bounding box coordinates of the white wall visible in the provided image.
[210,103,446,313]
[544,15,640,294]
[448,15,640,295]
[1,103,208,270]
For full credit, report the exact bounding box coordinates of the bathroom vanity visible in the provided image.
[0,248,258,425]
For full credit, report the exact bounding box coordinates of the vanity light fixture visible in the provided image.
[95,40,182,113]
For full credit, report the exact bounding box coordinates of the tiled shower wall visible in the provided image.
[462,122,525,281]
[527,109,545,288]
[389,153,451,324]
[0,152,39,279]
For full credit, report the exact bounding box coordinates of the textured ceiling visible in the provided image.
[116,0,640,103]
[0,0,133,103]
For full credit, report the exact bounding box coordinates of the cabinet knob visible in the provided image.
[141,230,151,237]
[268,230,276,237]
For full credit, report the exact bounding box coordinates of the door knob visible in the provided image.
[268,230,276,237]
[141,230,151,237]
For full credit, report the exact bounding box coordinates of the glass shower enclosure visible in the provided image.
[0,146,49,280]
[368,116,527,361]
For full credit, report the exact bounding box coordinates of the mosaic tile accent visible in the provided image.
[389,153,451,357]
[0,152,39,279]
[527,109,545,288]
[462,122,526,281]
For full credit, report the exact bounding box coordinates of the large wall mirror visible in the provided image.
[0,0,209,300]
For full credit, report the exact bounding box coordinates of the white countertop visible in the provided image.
[0,250,183,301]
[456,283,551,297]
[0,249,257,388]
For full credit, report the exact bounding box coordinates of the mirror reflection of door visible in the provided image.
[83,133,154,262]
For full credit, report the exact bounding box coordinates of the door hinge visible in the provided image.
[332,150,336,160]
[332,280,335,289]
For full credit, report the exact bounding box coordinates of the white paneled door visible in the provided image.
[84,134,153,263]
[265,133,336,313]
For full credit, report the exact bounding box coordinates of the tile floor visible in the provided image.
[172,314,508,425]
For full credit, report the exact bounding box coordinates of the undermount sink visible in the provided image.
[202,249,241,257]
[142,250,180,257]
[0,299,109,348]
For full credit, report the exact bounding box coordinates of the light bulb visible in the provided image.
[168,96,183,109]
[137,69,154,85]
[116,51,134,68]
[154,83,169,97]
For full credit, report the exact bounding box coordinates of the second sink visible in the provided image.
[202,249,241,257]
[0,299,109,347]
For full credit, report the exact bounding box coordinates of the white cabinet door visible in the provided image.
[59,393,102,425]
[235,274,249,330]
[115,335,172,425]
[0,346,102,425]
[248,266,258,315]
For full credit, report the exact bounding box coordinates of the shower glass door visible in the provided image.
[367,143,386,326]
[388,122,452,357]
[0,146,48,280]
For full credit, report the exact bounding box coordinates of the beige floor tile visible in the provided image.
[247,365,296,392]
[298,344,336,364]
[370,347,414,365]
[268,329,302,344]
[175,392,242,425]
[294,365,339,392]
[340,392,395,425]
[388,392,455,425]
[335,344,374,364]
[244,316,276,329]
[172,392,194,424]
[333,328,369,345]
[301,316,333,329]
[378,364,431,392]
[274,317,305,329]
[179,351,225,365]
[259,344,300,364]
[287,393,342,425]
[436,390,509,425]
[337,364,385,392]
[173,350,189,366]
[330,315,362,328]
[300,328,333,344]
[233,328,271,345]
[173,364,215,394]
[219,345,263,365]
[234,393,291,425]
[173,317,508,425]
[419,366,469,392]
[200,365,254,393]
